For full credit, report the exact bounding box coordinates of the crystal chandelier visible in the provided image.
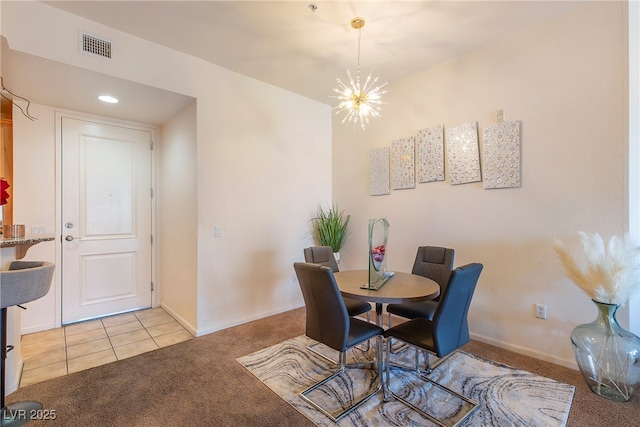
[333,17,388,131]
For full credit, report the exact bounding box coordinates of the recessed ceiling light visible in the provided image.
[98,95,119,104]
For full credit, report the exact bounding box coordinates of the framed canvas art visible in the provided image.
[391,136,415,190]
[417,125,445,183]
[369,146,390,196]
[446,121,481,185]
[482,120,521,189]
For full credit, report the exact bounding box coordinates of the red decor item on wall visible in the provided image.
[0,179,9,206]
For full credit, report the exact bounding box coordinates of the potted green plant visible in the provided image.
[312,205,350,263]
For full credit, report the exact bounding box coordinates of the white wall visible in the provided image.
[194,83,332,334]
[3,2,332,335]
[333,2,628,368]
[158,101,198,332]
[12,103,58,333]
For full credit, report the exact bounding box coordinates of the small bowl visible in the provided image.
[2,224,25,238]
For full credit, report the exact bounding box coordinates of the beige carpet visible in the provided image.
[238,335,575,426]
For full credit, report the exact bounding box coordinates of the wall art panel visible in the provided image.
[445,121,481,185]
[417,125,445,183]
[369,146,390,196]
[482,120,521,189]
[391,136,416,190]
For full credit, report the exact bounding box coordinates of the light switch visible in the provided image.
[214,226,222,237]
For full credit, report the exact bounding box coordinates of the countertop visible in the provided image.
[0,234,55,259]
[0,235,55,246]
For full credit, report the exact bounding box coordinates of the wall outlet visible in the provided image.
[535,303,547,319]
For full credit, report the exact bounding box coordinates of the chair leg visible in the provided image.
[351,312,372,353]
[306,339,376,369]
[384,338,392,402]
[383,338,479,427]
[359,312,371,352]
[300,337,382,422]
[387,314,412,355]
[387,338,430,374]
[306,341,340,365]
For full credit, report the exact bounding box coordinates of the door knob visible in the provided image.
[65,235,75,241]
[65,222,74,229]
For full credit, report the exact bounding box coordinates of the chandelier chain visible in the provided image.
[332,17,388,131]
[357,28,362,69]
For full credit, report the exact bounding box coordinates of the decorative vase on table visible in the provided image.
[570,299,640,402]
[367,218,389,289]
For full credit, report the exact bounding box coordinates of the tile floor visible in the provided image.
[19,307,193,388]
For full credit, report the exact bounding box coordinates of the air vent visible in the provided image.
[79,31,113,61]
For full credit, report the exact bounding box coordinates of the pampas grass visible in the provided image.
[553,232,640,305]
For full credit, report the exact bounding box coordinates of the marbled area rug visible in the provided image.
[237,335,575,427]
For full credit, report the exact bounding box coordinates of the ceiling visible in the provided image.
[2,1,588,125]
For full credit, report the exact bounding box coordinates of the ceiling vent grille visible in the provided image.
[79,31,113,61]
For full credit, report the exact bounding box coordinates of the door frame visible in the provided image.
[54,110,158,327]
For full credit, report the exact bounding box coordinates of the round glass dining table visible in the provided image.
[333,270,440,327]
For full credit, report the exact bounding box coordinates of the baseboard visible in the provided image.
[470,331,578,370]
[159,303,197,336]
[21,321,58,335]
[5,357,23,396]
[195,303,304,337]
[387,314,578,370]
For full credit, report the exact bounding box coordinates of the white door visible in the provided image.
[61,117,153,324]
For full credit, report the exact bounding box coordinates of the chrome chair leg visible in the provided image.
[356,311,372,353]
[300,336,382,422]
[384,338,479,427]
[306,341,340,365]
[387,313,411,355]
[307,335,376,368]
[386,339,436,375]
[387,340,429,376]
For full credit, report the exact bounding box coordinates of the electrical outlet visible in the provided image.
[535,303,547,319]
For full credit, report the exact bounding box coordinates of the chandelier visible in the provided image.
[333,17,388,131]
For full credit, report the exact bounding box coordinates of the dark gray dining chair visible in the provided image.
[386,246,454,328]
[1,261,55,426]
[383,263,483,426]
[303,246,372,317]
[304,246,373,361]
[294,262,384,422]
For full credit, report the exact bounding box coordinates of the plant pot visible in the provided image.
[571,300,640,402]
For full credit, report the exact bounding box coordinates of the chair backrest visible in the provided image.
[431,263,482,356]
[1,261,55,309]
[303,246,339,272]
[294,262,349,352]
[411,246,454,298]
